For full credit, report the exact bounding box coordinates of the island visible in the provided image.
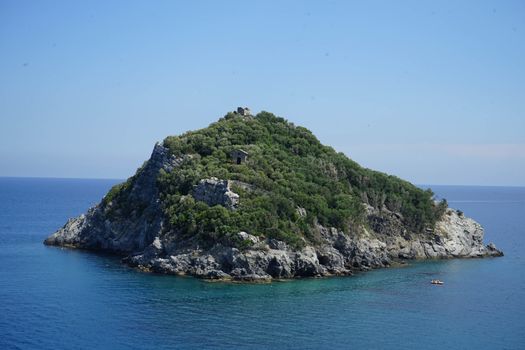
[44,109,503,281]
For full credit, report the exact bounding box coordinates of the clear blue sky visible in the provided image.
[1,0,524,186]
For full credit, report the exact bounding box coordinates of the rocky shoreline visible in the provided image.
[44,143,503,282]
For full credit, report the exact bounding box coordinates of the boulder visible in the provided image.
[192,177,239,209]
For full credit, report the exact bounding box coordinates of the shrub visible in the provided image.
[111,111,448,247]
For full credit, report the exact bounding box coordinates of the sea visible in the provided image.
[0,177,523,349]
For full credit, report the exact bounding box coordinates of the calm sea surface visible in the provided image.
[0,178,523,349]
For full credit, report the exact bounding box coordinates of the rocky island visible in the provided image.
[45,109,503,281]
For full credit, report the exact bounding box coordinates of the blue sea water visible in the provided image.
[0,177,524,350]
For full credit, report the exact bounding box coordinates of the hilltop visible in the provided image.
[45,109,502,281]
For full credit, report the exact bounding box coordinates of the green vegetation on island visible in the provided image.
[107,111,447,248]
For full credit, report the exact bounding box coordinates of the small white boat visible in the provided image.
[431,279,444,285]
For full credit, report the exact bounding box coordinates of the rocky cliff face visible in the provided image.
[193,178,240,210]
[45,143,182,252]
[119,207,502,281]
[44,143,503,282]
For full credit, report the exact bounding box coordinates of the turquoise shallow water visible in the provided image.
[0,178,524,349]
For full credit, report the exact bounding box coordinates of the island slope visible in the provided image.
[45,111,502,281]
